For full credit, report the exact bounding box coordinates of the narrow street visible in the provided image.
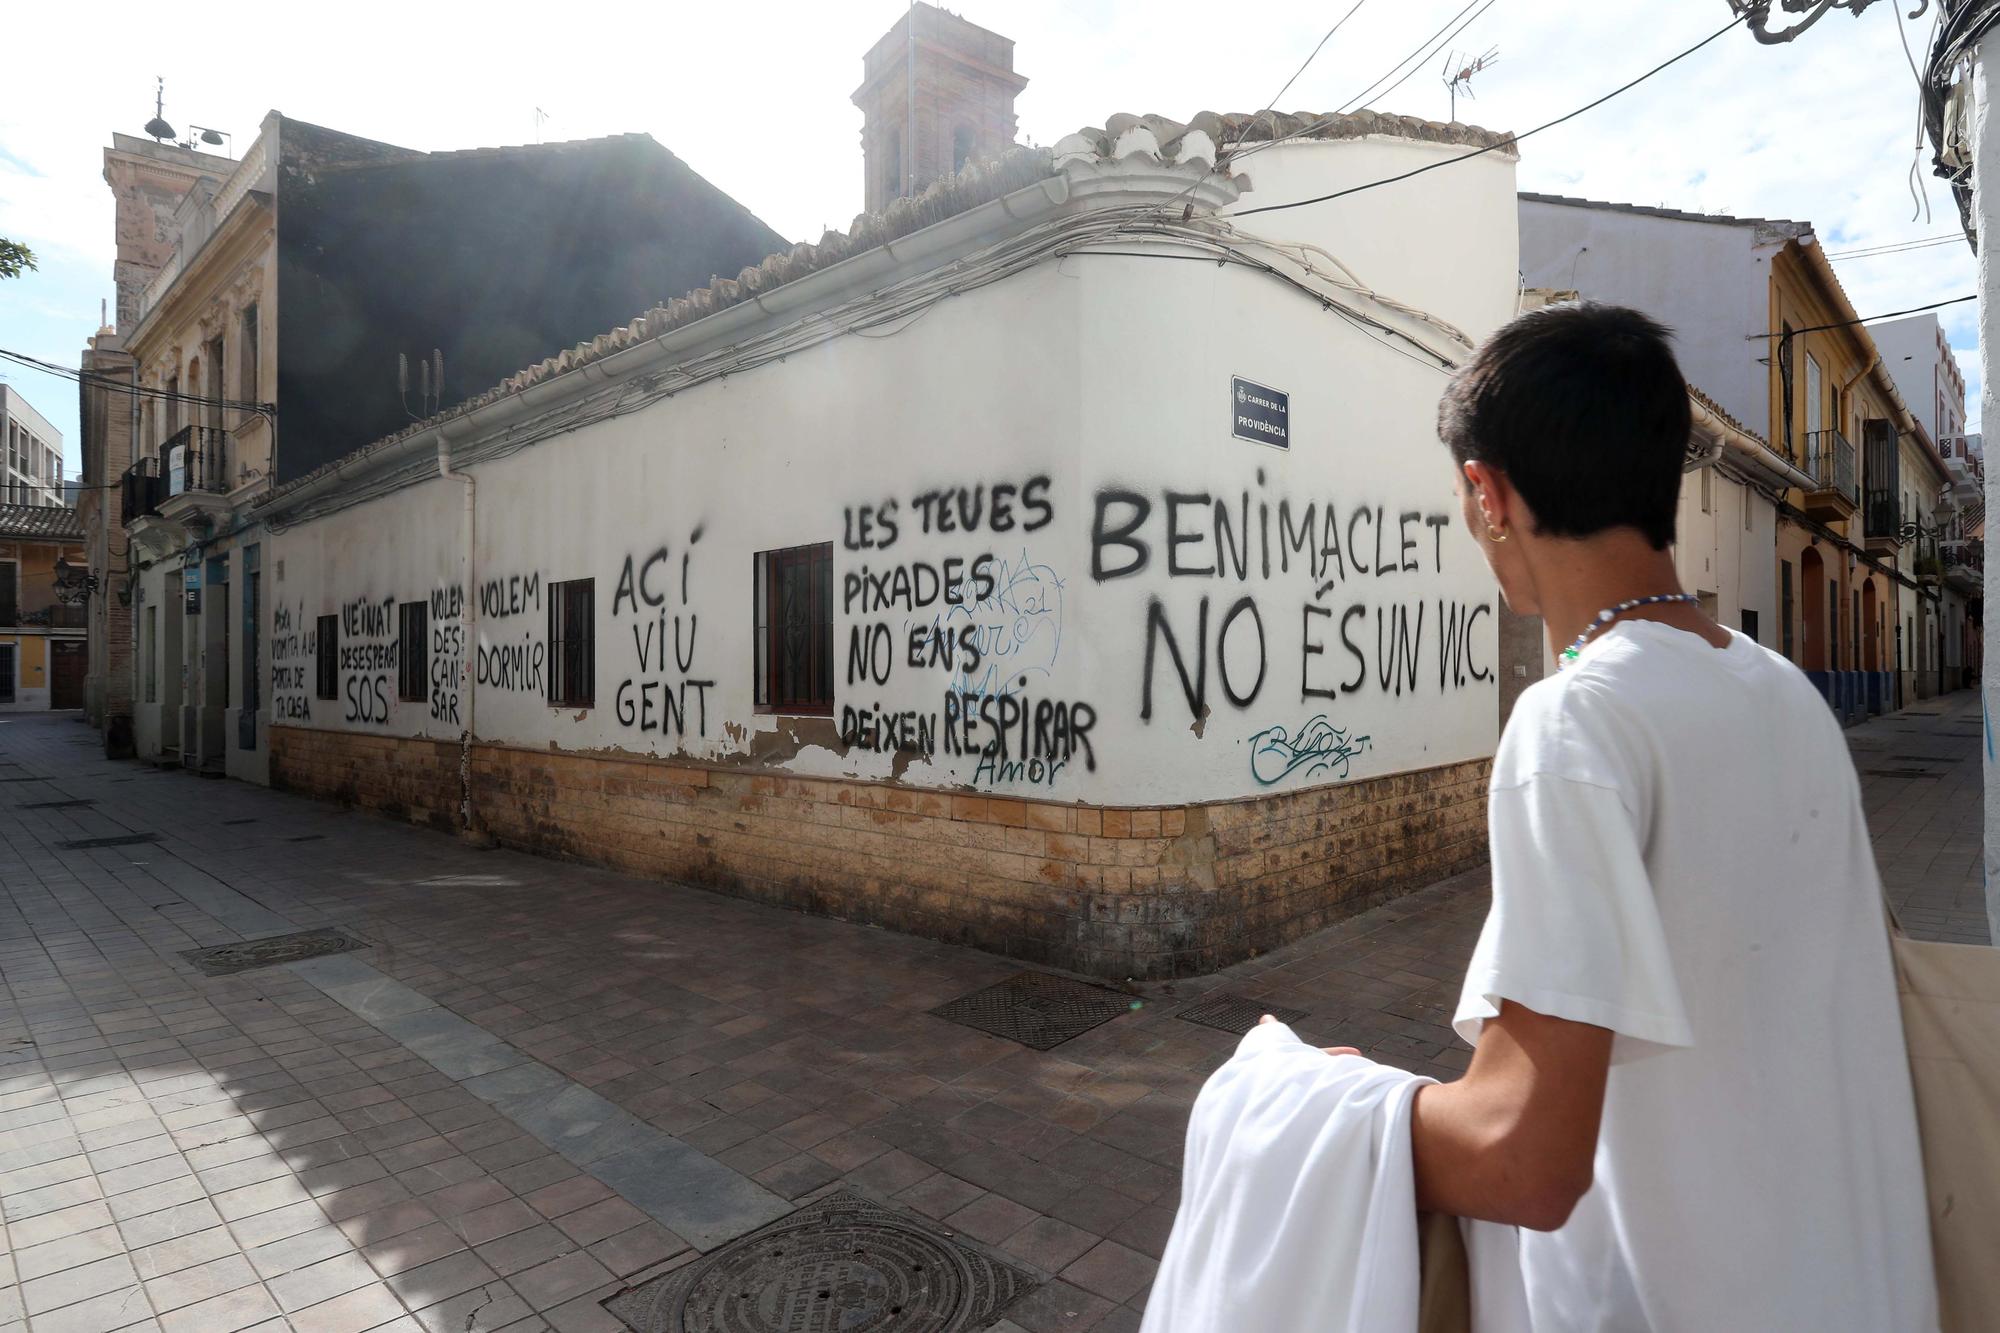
[0,693,1983,1333]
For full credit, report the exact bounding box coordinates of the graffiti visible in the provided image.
[942,688,1097,772]
[613,528,708,739]
[338,595,395,725]
[1248,716,1372,785]
[429,584,464,726]
[478,573,540,619]
[270,602,314,722]
[909,551,1064,704]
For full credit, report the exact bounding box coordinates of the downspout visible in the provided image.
[437,425,477,835]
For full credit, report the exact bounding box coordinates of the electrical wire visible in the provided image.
[1346,0,1498,115]
[0,348,275,417]
[1234,8,1748,218]
[1743,292,1975,340]
[1822,234,1963,260]
[1262,1,1371,114]
[1334,0,1485,114]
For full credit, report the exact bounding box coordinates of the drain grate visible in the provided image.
[603,1191,1033,1333]
[181,928,367,977]
[1176,993,1308,1036]
[930,972,1135,1051]
[23,799,96,810]
[57,833,159,850]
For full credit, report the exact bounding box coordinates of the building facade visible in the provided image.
[1,388,65,509]
[253,111,1522,979]
[97,112,787,783]
[1519,194,1962,722]
[0,505,88,710]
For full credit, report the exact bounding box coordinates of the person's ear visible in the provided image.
[1461,461,1515,542]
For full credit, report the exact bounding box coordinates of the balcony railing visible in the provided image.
[1802,429,1858,502]
[19,605,87,629]
[163,425,231,496]
[1863,490,1901,543]
[121,456,165,526]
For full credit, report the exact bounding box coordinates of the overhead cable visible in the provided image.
[1234,9,1748,218]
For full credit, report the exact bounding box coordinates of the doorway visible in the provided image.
[49,640,86,709]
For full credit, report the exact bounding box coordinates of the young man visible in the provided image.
[1413,303,1936,1330]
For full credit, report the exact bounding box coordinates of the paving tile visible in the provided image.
[14,1225,127,1282]
[362,1222,469,1278]
[548,1197,645,1248]
[131,1226,242,1282]
[141,1253,260,1314]
[452,1197,542,1246]
[1002,1217,1101,1275]
[383,1249,498,1311]
[507,1251,614,1312]
[242,1225,353,1280]
[266,1251,379,1313]
[155,1281,283,1333]
[946,1193,1040,1246]
[286,1281,411,1333]
[26,1285,156,1333]
[1060,1241,1157,1304]
[24,1253,141,1316]
[584,1221,687,1278]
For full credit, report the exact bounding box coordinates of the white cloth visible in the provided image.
[1454,621,1937,1332]
[1142,1020,1528,1333]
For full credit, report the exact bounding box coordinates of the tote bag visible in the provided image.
[1889,920,2000,1330]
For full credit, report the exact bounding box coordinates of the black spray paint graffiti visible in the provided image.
[1090,477,1492,726]
[340,595,396,724]
[270,602,314,721]
[429,584,464,727]
[475,571,545,694]
[834,477,1093,790]
[612,528,713,739]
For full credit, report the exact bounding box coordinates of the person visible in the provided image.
[1411,302,1936,1330]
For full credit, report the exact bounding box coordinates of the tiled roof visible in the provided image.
[1687,383,1770,450]
[263,110,1511,509]
[1520,191,1812,235]
[0,504,84,541]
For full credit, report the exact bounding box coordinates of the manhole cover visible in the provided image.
[930,972,1135,1050]
[1176,993,1307,1036]
[58,833,159,849]
[603,1192,1033,1333]
[22,799,96,810]
[181,928,367,977]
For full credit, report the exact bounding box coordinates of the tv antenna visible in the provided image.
[534,107,552,144]
[1441,46,1499,122]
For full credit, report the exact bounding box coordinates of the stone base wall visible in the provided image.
[270,725,1489,978]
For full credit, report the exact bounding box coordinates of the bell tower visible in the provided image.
[853,4,1028,216]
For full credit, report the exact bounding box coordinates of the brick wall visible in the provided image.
[271,725,1488,978]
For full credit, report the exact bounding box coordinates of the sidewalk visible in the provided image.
[0,693,1982,1333]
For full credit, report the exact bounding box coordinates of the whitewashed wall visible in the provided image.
[271,135,1516,807]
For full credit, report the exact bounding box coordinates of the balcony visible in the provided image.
[1943,539,1983,596]
[19,604,87,630]
[120,457,165,527]
[158,425,237,529]
[1862,490,1902,555]
[1800,429,1858,522]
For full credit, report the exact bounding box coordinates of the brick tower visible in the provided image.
[853,4,1028,216]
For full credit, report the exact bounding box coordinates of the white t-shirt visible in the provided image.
[1453,620,1936,1332]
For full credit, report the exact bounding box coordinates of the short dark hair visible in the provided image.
[1437,301,1691,550]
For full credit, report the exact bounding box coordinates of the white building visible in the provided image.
[1869,312,1967,448]
[256,111,1522,978]
[1,387,64,509]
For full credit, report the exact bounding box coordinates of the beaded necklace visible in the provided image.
[1558,593,1702,669]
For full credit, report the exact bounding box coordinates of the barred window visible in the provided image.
[397,600,427,702]
[316,614,338,700]
[547,578,595,708]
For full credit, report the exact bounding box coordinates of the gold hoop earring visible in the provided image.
[1486,526,1509,544]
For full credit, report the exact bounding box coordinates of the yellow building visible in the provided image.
[0,504,88,710]
[1766,238,1940,718]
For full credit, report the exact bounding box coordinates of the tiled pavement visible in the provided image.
[0,692,1982,1333]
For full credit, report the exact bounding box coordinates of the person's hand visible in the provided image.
[1258,1013,1361,1058]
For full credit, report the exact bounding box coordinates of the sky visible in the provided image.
[0,0,1980,481]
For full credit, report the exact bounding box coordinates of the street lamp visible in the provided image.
[51,557,99,604]
[1724,1,1924,45]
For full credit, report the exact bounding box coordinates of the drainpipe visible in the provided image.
[437,426,477,835]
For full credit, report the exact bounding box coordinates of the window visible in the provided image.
[1740,609,1759,644]
[754,543,834,714]
[145,606,158,703]
[240,304,260,404]
[1743,482,1754,531]
[397,600,428,702]
[1851,591,1860,670]
[885,126,903,201]
[0,645,12,704]
[316,613,338,700]
[1828,580,1839,670]
[1805,354,1823,436]
[953,125,976,173]
[1699,464,1712,513]
[0,559,15,626]
[547,578,595,707]
[1780,561,1794,660]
